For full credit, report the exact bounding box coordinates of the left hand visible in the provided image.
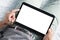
[8,9,19,23]
[0,9,19,28]
[4,9,19,25]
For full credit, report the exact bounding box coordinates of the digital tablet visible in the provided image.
[15,2,55,36]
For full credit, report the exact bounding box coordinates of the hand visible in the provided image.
[8,9,19,23]
[3,9,19,25]
[0,9,19,29]
[43,28,53,40]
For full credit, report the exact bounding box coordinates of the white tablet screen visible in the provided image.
[16,4,53,34]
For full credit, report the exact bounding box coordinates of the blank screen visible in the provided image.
[16,5,53,34]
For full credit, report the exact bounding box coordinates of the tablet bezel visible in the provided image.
[15,2,55,36]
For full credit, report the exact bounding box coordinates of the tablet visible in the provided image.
[16,2,55,35]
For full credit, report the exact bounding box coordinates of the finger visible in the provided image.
[11,13,16,23]
[48,28,53,34]
[47,28,53,40]
[48,29,51,34]
[7,9,20,14]
[9,12,15,21]
[11,9,20,13]
[43,35,48,40]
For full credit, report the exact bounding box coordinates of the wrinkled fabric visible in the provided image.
[0,28,33,40]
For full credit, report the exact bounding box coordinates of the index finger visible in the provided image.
[11,9,20,13]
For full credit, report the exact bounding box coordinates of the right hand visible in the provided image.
[43,28,53,40]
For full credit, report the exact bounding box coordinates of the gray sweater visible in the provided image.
[0,28,33,40]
